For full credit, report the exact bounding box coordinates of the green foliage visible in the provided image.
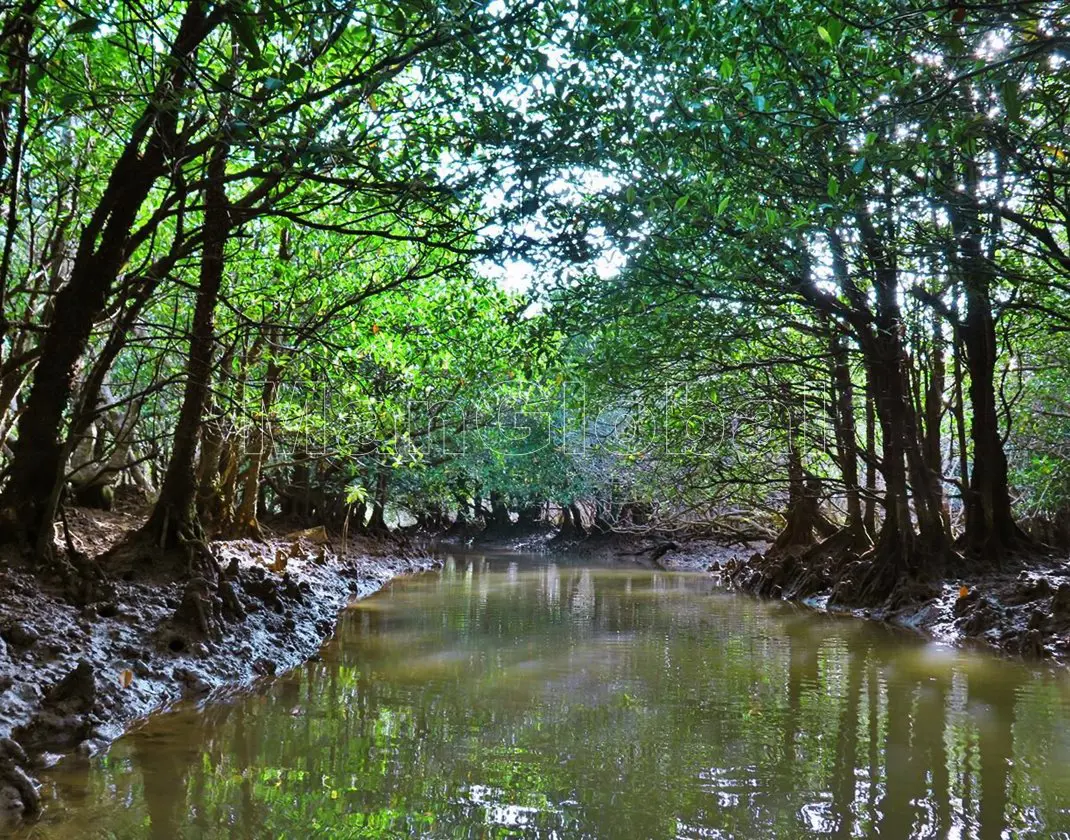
[1,0,1069,538]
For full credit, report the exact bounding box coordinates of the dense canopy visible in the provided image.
[0,0,1067,598]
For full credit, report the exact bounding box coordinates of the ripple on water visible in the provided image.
[13,553,1070,839]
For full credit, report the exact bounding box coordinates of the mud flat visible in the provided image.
[0,506,437,824]
[721,545,1070,663]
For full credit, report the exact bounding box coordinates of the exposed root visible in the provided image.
[220,513,266,542]
[99,507,245,648]
[727,523,952,613]
[171,570,244,641]
[726,525,871,602]
[830,550,903,607]
[0,738,39,818]
[965,539,1047,578]
[768,472,834,554]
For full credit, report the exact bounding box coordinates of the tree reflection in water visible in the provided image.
[19,555,1070,839]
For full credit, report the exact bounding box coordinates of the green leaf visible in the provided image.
[818,19,841,46]
[214,70,236,91]
[717,194,731,215]
[719,57,734,79]
[67,18,101,35]
[827,174,840,197]
[674,195,689,211]
[230,12,262,63]
[26,64,43,93]
[1002,79,1021,121]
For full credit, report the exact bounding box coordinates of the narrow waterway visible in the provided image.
[14,553,1070,838]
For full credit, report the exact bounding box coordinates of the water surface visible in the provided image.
[16,554,1070,838]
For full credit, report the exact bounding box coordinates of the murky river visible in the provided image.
[13,553,1070,838]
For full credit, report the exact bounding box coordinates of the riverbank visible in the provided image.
[720,544,1070,662]
[0,505,438,825]
[11,515,1066,826]
[455,521,765,571]
[528,525,1070,663]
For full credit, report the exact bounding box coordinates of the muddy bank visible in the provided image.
[534,523,1070,663]
[721,546,1070,663]
[431,520,557,554]
[545,528,769,573]
[0,507,437,826]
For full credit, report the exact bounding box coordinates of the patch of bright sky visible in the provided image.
[975,28,1010,59]
[436,0,629,298]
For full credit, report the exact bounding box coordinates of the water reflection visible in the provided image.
[15,553,1070,839]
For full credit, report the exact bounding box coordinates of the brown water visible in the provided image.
[13,553,1070,838]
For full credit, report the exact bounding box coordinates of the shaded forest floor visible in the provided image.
[0,503,437,824]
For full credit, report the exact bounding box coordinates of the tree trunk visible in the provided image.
[0,1,39,344]
[773,405,818,551]
[959,287,1023,559]
[350,501,368,533]
[488,490,511,530]
[0,2,218,554]
[554,501,589,540]
[863,389,878,538]
[805,218,949,604]
[949,157,1027,563]
[141,141,229,551]
[951,326,970,520]
[517,502,542,527]
[229,357,281,539]
[366,469,390,535]
[67,388,145,506]
[196,413,225,527]
[569,502,588,537]
[847,208,950,601]
[216,437,240,527]
[830,330,867,543]
[922,314,952,538]
[857,351,918,597]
